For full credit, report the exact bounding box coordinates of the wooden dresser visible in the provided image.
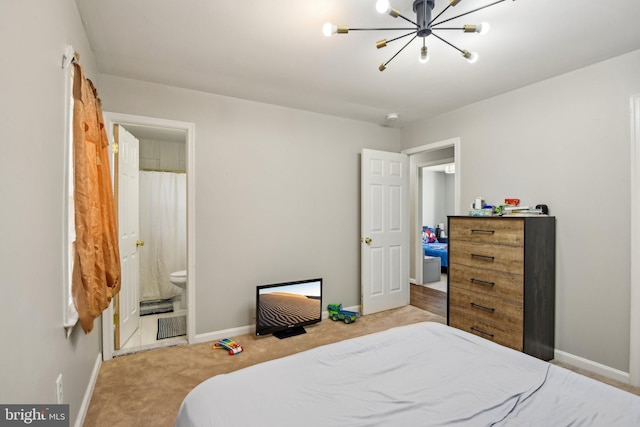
[447,216,555,360]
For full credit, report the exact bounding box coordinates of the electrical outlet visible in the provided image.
[55,374,63,404]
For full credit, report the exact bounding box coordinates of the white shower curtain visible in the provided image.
[139,171,187,301]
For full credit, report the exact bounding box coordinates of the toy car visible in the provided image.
[327,303,357,324]
[213,338,243,355]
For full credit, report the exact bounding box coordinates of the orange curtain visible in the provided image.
[71,61,121,333]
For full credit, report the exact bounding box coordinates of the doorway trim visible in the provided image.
[630,94,640,387]
[101,112,196,361]
[402,137,461,285]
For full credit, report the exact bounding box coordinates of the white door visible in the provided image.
[361,149,410,315]
[116,124,141,348]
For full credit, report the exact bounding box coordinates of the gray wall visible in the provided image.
[97,75,401,334]
[139,138,186,172]
[402,49,640,372]
[444,173,455,222]
[422,170,445,229]
[0,0,101,424]
[422,171,449,230]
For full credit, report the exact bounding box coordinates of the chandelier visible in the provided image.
[323,0,515,71]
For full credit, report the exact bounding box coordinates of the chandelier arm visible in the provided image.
[381,35,418,69]
[430,32,465,54]
[396,13,419,27]
[385,30,419,45]
[429,4,452,26]
[350,27,418,31]
[432,0,507,27]
[432,27,465,30]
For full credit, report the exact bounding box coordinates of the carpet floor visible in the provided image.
[84,305,444,427]
[84,303,640,426]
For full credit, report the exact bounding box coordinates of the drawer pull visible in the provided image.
[471,278,495,287]
[471,253,495,261]
[470,326,495,338]
[470,302,495,313]
[471,229,495,234]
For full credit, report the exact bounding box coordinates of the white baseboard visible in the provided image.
[193,325,254,344]
[192,305,363,344]
[75,352,102,427]
[554,349,630,384]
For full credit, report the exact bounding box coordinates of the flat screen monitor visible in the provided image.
[256,278,323,339]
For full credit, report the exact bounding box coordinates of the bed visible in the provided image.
[423,226,448,267]
[175,322,640,426]
[423,242,448,268]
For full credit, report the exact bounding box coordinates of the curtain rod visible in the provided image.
[140,168,186,174]
[62,45,78,69]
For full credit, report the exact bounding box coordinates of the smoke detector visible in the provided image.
[386,113,399,121]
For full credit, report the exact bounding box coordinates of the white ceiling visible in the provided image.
[76,0,640,127]
[123,123,186,143]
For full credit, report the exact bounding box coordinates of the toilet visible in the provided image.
[169,270,187,309]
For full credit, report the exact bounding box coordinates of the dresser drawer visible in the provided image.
[449,263,523,301]
[448,313,523,351]
[449,218,524,246]
[449,240,524,274]
[449,286,523,331]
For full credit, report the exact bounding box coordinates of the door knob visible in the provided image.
[136,240,145,247]
[362,237,372,245]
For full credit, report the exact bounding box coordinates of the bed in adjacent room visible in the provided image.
[175,322,640,426]
[423,226,448,268]
[423,241,448,267]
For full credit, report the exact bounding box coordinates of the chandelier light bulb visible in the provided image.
[419,46,429,63]
[462,50,479,63]
[323,0,514,69]
[477,22,490,35]
[322,22,337,37]
[376,0,391,14]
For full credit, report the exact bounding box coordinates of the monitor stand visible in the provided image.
[273,326,306,339]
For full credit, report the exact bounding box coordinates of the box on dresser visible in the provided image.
[447,216,555,360]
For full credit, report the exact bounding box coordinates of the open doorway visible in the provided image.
[403,138,461,319]
[419,161,455,292]
[120,124,187,354]
[101,113,196,361]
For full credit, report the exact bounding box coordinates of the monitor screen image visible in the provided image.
[256,278,322,339]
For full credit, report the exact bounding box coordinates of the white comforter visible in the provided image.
[175,322,640,426]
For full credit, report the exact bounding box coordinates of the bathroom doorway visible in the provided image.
[101,113,196,360]
[120,124,187,354]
